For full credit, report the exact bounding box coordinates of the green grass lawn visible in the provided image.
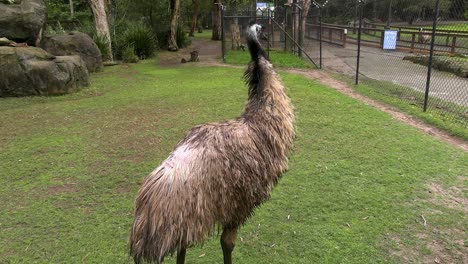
[191,29,213,40]
[0,61,466,263]
[371,23,468,32]
[225,49,313,68]
[332,75,468,140]
[432,23,468,32]
[347,32,380,42]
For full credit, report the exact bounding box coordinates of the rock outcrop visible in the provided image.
[0,0,47,46]
[40,31,103,72]
[0,46,89,97]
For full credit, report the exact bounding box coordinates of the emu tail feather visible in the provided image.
[130,166,167,264]
[130,157,215,264]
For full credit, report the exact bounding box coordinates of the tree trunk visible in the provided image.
[189,0,200,37]
[168,0,181,51]
[230,17,240,50]
[212,0,221,40]
[293,0,299,50]
[88,0,113,61]
[69,0,74,17]
[372,0,377,21]
[300,0,311,49]
[250,0,256,16]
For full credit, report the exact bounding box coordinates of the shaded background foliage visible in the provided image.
[43,0,206,59]
[316,0,465,24]
[43,0,466,58]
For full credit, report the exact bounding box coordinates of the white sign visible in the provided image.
[383,30,398,50]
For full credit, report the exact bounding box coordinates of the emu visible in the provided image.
[129,23,295,264]
[418,27,432,44]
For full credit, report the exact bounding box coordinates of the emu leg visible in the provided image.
[176,248,186,264]
[221,227,237,264]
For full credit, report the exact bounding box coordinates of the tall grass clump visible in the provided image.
[93,34,111,60]
[155,24,191,50]
[122,23,157,59]
[176,24,191,49]
[122,45,139,63]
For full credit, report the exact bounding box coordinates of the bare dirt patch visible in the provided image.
[159,38,225,68]
[384,178,467,264]
[287,69,468,152]
[423,234,466,264]
[428,180,468,212]
[47,183,77,196]
[384,228,467,264]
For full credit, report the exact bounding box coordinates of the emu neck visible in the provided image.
[243,58,293,123]
[242,57,295,162]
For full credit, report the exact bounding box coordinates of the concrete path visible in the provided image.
[306,41,468,107]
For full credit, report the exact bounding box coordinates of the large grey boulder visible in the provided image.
[40,31,103,72]
[0,0,47,46]
[0,46,89,97]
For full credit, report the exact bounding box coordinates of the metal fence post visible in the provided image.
[284,5,288,52]
[298,4,303,58]
[319,7,322,69]
[221,5,226,63]
[267,7,271,58]
[355,1,363,85]
[292,0,297,55]
[423,0,440,112]
[270,7,274,50]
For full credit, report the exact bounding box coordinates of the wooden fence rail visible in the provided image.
[306,22,468,54]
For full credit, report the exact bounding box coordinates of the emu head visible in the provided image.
[248,23,269,42]
[248,23,263,40]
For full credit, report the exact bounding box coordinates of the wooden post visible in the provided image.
[380,31,384,48]
[343,29,346,48]
[329,28,332,43]
[410,33,415,53]
[451,36,456,54]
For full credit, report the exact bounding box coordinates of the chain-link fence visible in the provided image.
[222,0,467,128]
[221,4,318,67]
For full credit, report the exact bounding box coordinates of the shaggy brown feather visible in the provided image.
[130,24,295,264]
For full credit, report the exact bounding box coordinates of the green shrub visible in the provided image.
[44,25,57,36]
[156,30,169,50]
[176,24,191,49]
[44,21,66,36]
[122,45,139,63]
[55,21,66,34]
[93,34,110,61]
[155,25,191,50]
[122,23,157,59]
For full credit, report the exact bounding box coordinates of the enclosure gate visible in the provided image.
[221,5,319,68]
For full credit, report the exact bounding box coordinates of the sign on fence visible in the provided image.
[383,30,398,50]
[256,2,275,17]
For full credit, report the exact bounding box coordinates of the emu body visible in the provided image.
[418,27,432,44]
[130,24,295,264]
